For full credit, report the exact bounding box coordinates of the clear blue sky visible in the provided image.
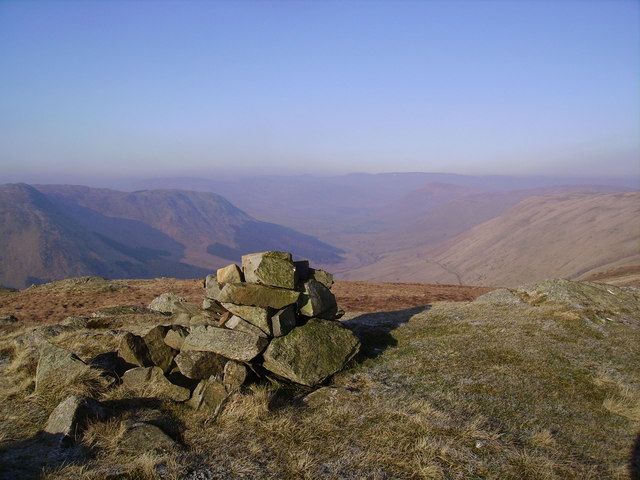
[1,0,638,181]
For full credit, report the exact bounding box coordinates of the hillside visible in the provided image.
[0,276,638,478]
[0,184,343,288]
[344,192,640,286]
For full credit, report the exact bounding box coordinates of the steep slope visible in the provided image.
[36,185,344,269]
[344,192,640,286]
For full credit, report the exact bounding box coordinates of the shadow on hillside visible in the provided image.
[342,306,430,361]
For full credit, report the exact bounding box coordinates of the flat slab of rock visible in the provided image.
[218,283,300,310]
[262,319,360,386]
[182,325,268,361]
[225,315,268,338]
[45,395,108,439]
[117,421,177,454]
[299,279,338,319]
[122,366,191,402]
[221,303,271,335]
[174,350,226,380]
[271,306,297,337]
[242,251,296,289]
[188,377,228,414]
[217,264,243,284]
[35,342,90,394]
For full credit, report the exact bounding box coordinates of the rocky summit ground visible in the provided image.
[0,277,638,479]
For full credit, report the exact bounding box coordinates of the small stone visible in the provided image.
[118,333,153,368]
[182,326,268,361]
[262,319,360,387]
[35,342,89,394]
[202,298,226,315]
[310,269,334,288]
[223,361,247,393]
[174,350,226,380]
[299,279,338,319]
[271,305,297,337]
[218,283,300,310]
[217,264,243,284]
[164,326,189,350]
[45,395,108,439]
[242,251,296,289]
[148,292,190,314]
[204,275,222,301]
[144,326,177,373]
[122,366,191,402]
[117,421,177,454]
[225,315,268,338]
[188,377,228,414]
[221,303,271,335]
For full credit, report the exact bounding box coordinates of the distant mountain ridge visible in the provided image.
[0,184,344,288]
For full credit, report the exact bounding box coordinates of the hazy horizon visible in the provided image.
[1,1,639,180]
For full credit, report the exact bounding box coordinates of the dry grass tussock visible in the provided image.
[0,286,638,479]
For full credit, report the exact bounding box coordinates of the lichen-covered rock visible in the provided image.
[44,395,108,439]
[299,279,338,319]
[118,332,153,368]
[164,326,189,350]
[310,268,334,288]
[225,315,268,338]
[188,377,228,414]
[218,283,300,310]
[262,319,360,386]
[143,326,177,373]
[182,325,268,361]
[148,292,190,314]
[117,421,177,454]
[271,305,297,337]
[221,303,271,335]
[204,275,222,301]
[217,264,243,284]
[174,350,226,380]
[223,361,247,393]
[242,251,296,289]
[122,366,191,402]
[35,342,90,394]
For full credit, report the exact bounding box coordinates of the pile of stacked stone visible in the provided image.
[113,251,359,414]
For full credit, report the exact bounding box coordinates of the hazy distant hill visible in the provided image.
[0,184,343,288]
[342,192,640,286]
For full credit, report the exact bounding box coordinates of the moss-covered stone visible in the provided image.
[219,283,300,309]
[242,251,296,289]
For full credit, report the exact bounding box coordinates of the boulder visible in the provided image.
[310,268,334,288]
[218,283,300,310]
[262,319,360,386]
[223,361,248,393]
[118,333,153,368]
[117,421,177,454]
[35,342,90,394]
[242,251,296,289]
[122,366,191,402]
[188,377,228,414]
[174,350,226,380]
[44,395,108,439]
[204,275,223,301]
[182,326,268,362]
[221,303,271,335]
[217,264,243,284]
[271,305,297,337]
[164,326,189,350]
[299,279,338,319]
[225,315,268,338]
[148,292,190,314]
[143,326,177,373]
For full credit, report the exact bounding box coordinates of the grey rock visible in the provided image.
[148,293,189,314]
[221,303,271,335]
[217,264,243,284]
[242,251,296,289]
[182,326,268,361]
[122,366,191,402]
[188,377,229,414]
[164,326,189,350]
[271,305,297,337]
[44,395,108,439]
[174,350,226,380]
[118,332,153,368]
[35,342,89,394]
[299,279,338,319]
[262,319,360,386]
[117,421,177,454]
[310,268,334,288]
[143,326,177,373]
[204,275,223,301]
[218,283,300,310]
[223,361,247,393]
[225,315,268,338]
